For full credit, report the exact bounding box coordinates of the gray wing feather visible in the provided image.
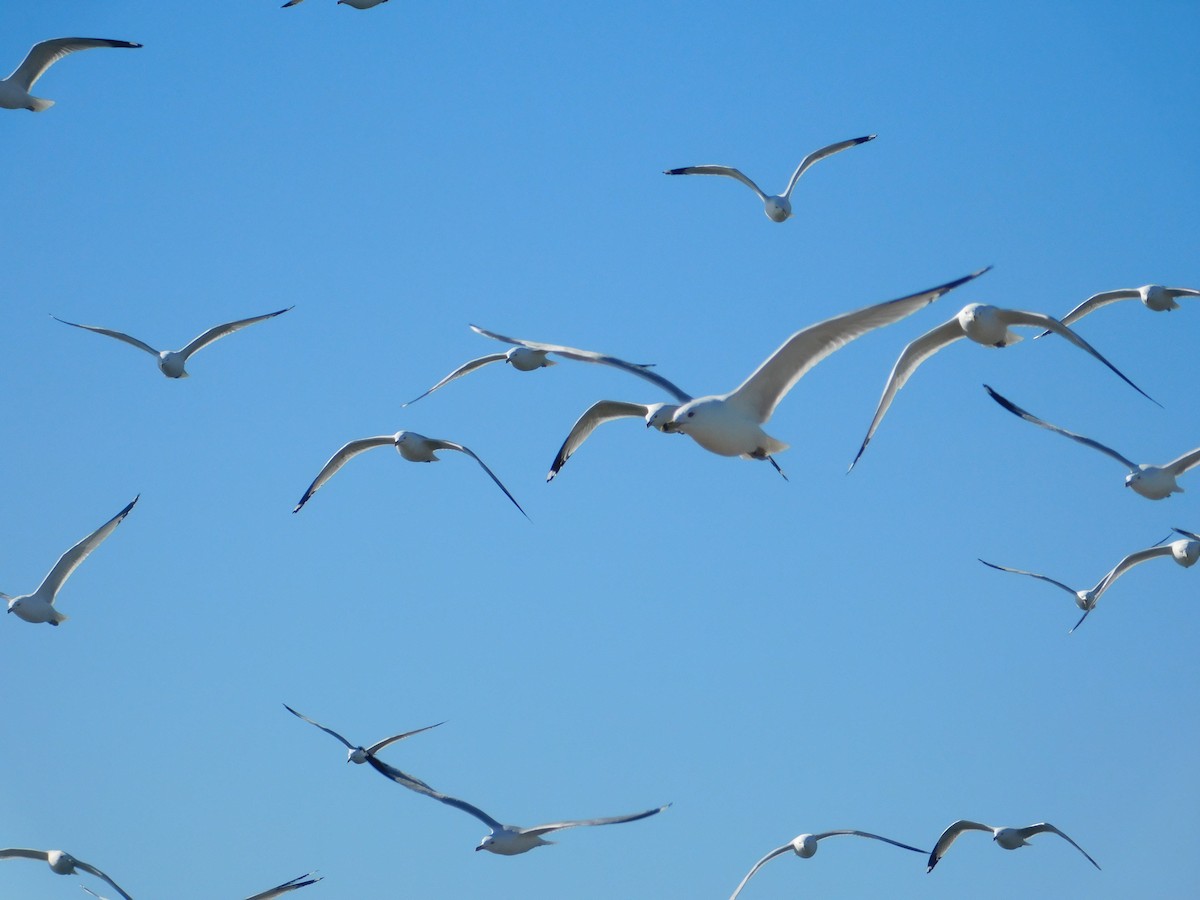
[547,400,658,481]
[728,844,792,900]
[812,830,927,853]
[401,354,507,406]
[36,497,138,602]
[519,803,670,837]
[782,134,877,197]
[8,38,141,90]
[927,820,992,871]
[282,704,354,750]
[426,441,529,519]
[663,165,767,200]
[72,861,134,900]
[292,436,396,512]
[179,307,292,359]
[983,385,1138,469]
[1016,824,1100,870]
[52,316,160,358]
[1054,289,1140,329]
[1164,446,1200,476]
[978,559,1079,596]
[243,873,323,900]
[365,721,445,756]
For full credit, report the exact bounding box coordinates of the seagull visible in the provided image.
[985,385,1200,500]
[0,38,141,112]
[367,775,670,855]
[81,872,322,900]
[51,307,293,379]
[661,268,990,465]
[664,134,876,222]
[292,431,528,518]
[926,821,1100,872]
[402,324,677,407]
[0,848,133,899]
[981,535,1200,632]
[284,703,441,789]
[848,304,1157,469]
[4,497,138,626]
[283,0,389,6]
[728,830,927,899]
[1041,284,1200,332]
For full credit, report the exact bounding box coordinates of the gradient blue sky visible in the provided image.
[3,2,1198,898]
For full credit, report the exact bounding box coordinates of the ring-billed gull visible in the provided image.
[364,763,669,855]
[293,431,528,517]
[984,385,1200,500]
[4,497,138,626]
[848,303,1156,469]
[283,0,389,7]
[52,307,292,379]
[403,324,677,407]
[661,269,989,465]
[728,830,926,899]
[82,871,322,899]
[926,820,1099,872]
[284,703,440,788]
[0,38,140,112]
[1041,284,1200,332]
[980,535,1200,632]
[664,134,876,222]
[0,848,132,899]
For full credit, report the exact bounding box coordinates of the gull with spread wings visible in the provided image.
[926,820,1099,872]
[0,848,132,899]
[0,38,140,112]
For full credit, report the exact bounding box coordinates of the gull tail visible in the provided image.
[28,97,54,113]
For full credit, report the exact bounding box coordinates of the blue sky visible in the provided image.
[3,1,1198,898]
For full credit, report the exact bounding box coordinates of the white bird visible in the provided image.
[926,820,1100,872]
[81,872,322,900]
[981,535,1200,632]
[664,134,876,222]
[283,0,389,7]
[403,324,676,407]
[0,38,141,112]
[0,848,133,899]
[728,830,926,899]
[1044,284,1200,331]
[985,385,1200,500]
[364,767,670,855]
[4,497,138,626]
[661,268,990,465]
[849,304,1156,469]
[52,307,293,379]
[284,703,440,787]
[293,431,527,517]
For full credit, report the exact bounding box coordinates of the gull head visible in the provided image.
[992,828,1028,850]
[1074,590,1097,612]
[791,834,820,858]
[957,303,1019,348]
[644,403,680,431]
[506,347,553,371]
[763,196,792,222]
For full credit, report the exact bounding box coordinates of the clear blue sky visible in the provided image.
[3,2,1198,898]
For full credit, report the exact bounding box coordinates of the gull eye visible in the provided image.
[687,411,694,417]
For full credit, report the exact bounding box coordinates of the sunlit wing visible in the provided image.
[179,307,293,359]
[1015,823,1100,870]
[663,165,767,200]
[35,497,138,602]
[782,134,876,197]
[9,38,140,90]
[547,400,661,481]
[521,804,670,836]
[978,559,1078,596]
[51,316,160,358]
[401,354,507,406]
[293,436,396,512]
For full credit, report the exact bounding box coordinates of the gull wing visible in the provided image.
[1014,823,1100,870]
[1052,288,1140,330]
[424,440,529,520]
[983,385,1138,469]
[401,354,507,406]
[365,720,446,756]
[34,496,138,603]
[978,559,1078,596]
[781,133,877,198]
[363,753,436,792]
[519,803,670,837]
[52,316,160,358]
[848,318,964,469]
[71,859,134,900]
[7,38,141,90]
[1092,545,1175,598]
[470,324,690,402]
[547,400,662,482]
[733,267,989,431]
[292,436,396,512]
[178,307,293,360]
[1000,309,1156,405]
[386,779,506,831]
[812,830,926,852]
[927,820,993,871]
[1165,287,1200,299]
[1173,526,1200,542]
[1163,446,1200,477]
[281,0,306,6]
[282,704,355,750]
[728,843,792,900]
[0,848,51,861]
[663,165,768,201]
[243,873,322,900]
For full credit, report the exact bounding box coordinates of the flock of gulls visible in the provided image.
[3,13,1197,900]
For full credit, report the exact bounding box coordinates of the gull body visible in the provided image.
[985,385,1200,500]
[663,268,990,463]
[284,704,441,780]
[926,820,1099,872]
[849,304,1155,468]
[729,830,926,899]
[403,324,673,406]
[5,497,138,626]
[664,134,876,222]
[1052,284,1200,329]
[293,431,527,517]
[0,848,132,899]
[981,537,1200,631]
[52,307,292,378]
[0,38,140,112]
